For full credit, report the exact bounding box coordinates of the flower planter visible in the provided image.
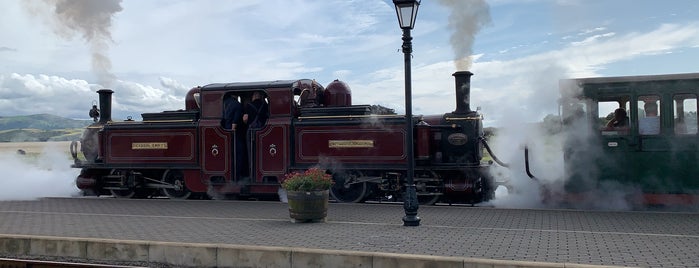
[287,190,329,223]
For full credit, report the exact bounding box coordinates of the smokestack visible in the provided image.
[453,71,473,114]
[97,89,113,124]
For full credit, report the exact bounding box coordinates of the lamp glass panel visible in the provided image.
[398,6,414,28]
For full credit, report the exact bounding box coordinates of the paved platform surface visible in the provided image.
[0,197,698,267]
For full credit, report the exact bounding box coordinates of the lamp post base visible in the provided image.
[402,184,421,226]
[402,215,421,226]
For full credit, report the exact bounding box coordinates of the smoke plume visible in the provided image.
[436,0,492,71]
[23,0,123,87]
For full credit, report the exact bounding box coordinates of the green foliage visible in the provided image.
[281,168,334,192]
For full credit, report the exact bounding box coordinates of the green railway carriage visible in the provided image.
[558,73,699,206]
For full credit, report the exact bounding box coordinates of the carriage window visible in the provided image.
[638,95,660,135]
[598,99,630,135]
[674,94,698,135]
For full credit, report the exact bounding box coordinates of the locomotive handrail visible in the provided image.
[70,141,80,164]
[444,116,482,121]
[297,114,403,120]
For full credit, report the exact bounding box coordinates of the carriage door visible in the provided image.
[672,94,699,191]
[634,95,671,190]
[596,96,633,183]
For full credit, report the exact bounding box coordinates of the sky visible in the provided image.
[2,0,699,127]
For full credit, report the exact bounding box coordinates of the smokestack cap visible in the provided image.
[453,71,473,77]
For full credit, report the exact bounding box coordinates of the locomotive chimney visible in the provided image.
[97,89,114,124]
[453,71,474,114]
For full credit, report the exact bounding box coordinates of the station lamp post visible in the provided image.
[393,0,421,227]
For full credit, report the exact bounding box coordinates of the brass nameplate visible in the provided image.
[132,142,168,150]
[328,140,374,148]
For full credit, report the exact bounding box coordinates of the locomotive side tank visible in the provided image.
[71,73,495,204]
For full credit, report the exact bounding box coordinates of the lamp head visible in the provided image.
[393,0,420,30]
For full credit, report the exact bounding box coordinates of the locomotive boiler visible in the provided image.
[70,71,496,204]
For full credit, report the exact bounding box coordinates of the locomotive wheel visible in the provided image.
[330,171,367,203]
[415,171,442,205]
[109,169,136,199]
[161,169,191,200]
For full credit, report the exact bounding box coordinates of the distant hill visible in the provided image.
[0,114,92,130]
[0,114,91,142]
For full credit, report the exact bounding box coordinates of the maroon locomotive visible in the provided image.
[70,71,495,204]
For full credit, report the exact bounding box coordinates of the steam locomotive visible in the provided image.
[70,71,496,205]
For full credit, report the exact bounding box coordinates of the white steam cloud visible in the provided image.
[487,80,643,211]
[0,142,80,200]
[22,0,123,87]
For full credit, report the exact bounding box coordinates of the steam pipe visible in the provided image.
[478,137,539,181]
[97,89,113,124]
[524,145,539,181]
[478,137,509,168]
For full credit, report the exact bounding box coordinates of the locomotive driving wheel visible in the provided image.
[161,169,191,200]
[415,170,442,206]
[330,171,367,203]
[109,169,136,199]
[417,192,441,206]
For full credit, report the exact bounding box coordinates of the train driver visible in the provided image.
[243,91,269,129]
[222,93,248,179]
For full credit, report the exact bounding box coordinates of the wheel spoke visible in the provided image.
[109,169,135,198]
[162,169,191,199]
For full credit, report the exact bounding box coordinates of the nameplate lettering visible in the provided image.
[328,140,374,148]
[132,142,168,150]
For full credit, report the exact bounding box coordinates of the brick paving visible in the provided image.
[0,197,698,267]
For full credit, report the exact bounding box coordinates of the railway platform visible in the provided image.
[0,197,697,267]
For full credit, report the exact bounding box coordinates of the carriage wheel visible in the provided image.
[161,169,191,200]
[109,169,136,199]
[330,171,367,203]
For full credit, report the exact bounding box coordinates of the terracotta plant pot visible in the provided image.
[287,190,329,223]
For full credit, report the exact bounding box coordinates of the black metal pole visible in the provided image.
[401,28,420,227]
